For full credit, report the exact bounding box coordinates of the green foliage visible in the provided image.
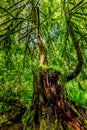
[66,80,87,108]
[0,103,11,114]
[0,0,87,115]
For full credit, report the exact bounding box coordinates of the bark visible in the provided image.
[25,71,85,130]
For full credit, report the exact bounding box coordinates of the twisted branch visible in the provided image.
[66,22,83,82]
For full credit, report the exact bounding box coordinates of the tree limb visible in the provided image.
[66,22,83,82]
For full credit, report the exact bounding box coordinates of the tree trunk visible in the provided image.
[21,1,85,130]
[22,71,85,130]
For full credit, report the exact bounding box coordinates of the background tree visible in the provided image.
[0,0,87,130]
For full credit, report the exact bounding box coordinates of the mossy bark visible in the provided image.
[22,71,85,130]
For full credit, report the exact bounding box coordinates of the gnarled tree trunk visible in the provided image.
[24,70,84,130]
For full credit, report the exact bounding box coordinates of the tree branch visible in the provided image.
[66,22,83,82]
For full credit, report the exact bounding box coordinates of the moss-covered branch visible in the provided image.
[66,22,83,82]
